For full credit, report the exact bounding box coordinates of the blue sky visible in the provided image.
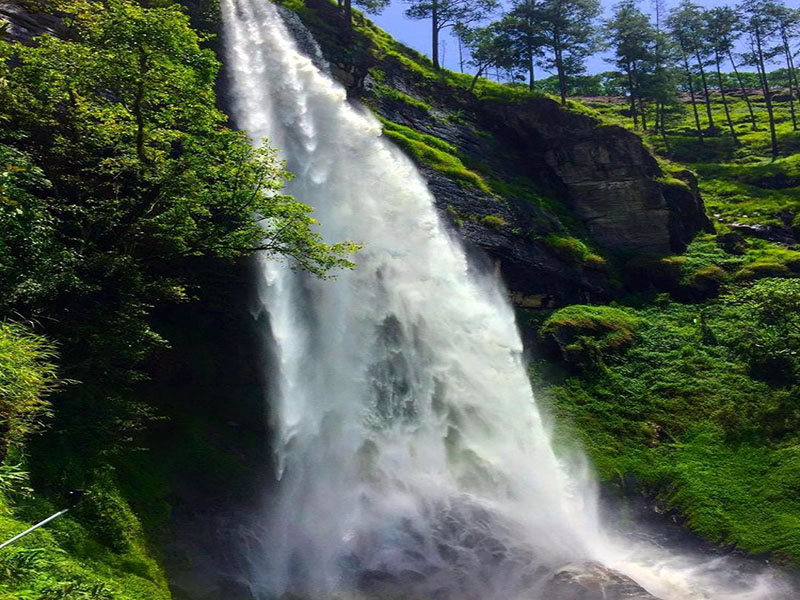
[369,0,785,76]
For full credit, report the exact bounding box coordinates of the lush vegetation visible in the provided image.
[0,0,355,596]
[524,78,800,564]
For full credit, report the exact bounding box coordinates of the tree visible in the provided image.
[668,1,715,132]
[706,7,741,143]
[0,0,356,459]
[771,3,800,131]
[605,0,657,130]
[340,0,391,29]
[499,0,545,90]
[535,0,601,105]
[741,0,780,159]
[404,0,498,69]
[454,23,518,91]
[667,3,704,142]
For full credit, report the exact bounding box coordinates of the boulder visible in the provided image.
[542,562,662,600]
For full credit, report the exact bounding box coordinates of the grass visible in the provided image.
[534,281,800,563]
[0,465,170,599]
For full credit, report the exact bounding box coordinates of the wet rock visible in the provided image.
[0,1,66,44]
[717,231,748,255]
[542,562,662,600]
[729,222,797,245]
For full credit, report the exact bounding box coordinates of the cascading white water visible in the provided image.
[220,2,795,599]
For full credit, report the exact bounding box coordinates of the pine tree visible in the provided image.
[706,7,741,143]
[741,0,780,159]
[605,0,656,130]
[500,0,545,90]
[404,0,498,69]
[771,3,800,131]
[535,0,601,104]
[669,1,715,132]
[667,3,704,142]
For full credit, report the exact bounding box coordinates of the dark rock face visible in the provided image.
[274,0,711,306]
[0,1,66,44]
[484,100,710,256]
[542,562,662,600]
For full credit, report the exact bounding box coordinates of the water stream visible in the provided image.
[220,1,795,598]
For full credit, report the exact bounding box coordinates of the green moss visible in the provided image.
[480,215,508,230]
[541,233,607,268]
[373,83,432,113]
[380,119,492,194]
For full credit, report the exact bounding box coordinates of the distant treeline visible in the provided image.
[532,68,799,99]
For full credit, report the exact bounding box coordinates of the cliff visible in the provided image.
[271,0,711,307]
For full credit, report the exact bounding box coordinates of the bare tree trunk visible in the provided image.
[728,49,758,130]
[682,53,704,143]
[626,66,639,129]
[782,34,798,131]
[754,31,778,159]
[714,51,738,145]
[694,51,715,130]
[432,0,440,69]
[528,49,535,90]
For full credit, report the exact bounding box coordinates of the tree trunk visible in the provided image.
[714,51,738,145]
[344,0,352,28]
[683,53,704,144]
[626,66,638,129]
[729,49,758,130]
[694,51,715,130]
[754,30,778,159]
[470,66,486,92]
[554,39,566,105]
[782,34,798,131]
[528,49,535,90]
[432,0,440,69]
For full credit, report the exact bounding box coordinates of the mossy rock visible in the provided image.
[540,305,641,365]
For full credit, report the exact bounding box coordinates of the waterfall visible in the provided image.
[220,2,794,599]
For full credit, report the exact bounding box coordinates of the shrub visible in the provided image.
[735,261,793,281]
[0,323,58,461]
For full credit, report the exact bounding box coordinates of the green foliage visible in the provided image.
[536,281,800,563]
[0,324,58,461]
[0,1,357,596]
[480,214,508,230]
[0,0,356,458]
[0,468,170,599]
